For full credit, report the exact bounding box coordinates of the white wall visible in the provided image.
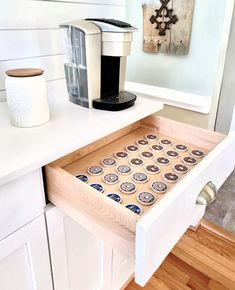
[215,4,235,134]
[0,0,126,102]
[125,0,227,97]
[229,106,235,132]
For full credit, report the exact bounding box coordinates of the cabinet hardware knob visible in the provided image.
[196,181,217,205]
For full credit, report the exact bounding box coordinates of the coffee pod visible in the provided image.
[119,182,136,194]
[90,183,104,192]
[125,203,143,215]
[76,174,89,183]
[137,192,156,206]
[107,193,122,203]
[87,165,103,176]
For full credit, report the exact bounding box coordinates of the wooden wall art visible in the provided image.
[142,0,195,55]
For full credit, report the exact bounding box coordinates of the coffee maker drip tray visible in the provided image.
[93,91,137,111]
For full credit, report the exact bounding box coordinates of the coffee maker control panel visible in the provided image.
[86,18,132,28]
[86,18,137,33]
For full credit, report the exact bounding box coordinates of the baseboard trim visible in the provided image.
[201,218,235,244]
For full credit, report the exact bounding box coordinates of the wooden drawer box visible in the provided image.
[45,116,235,286]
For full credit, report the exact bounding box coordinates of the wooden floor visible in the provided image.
[125,220,235,290]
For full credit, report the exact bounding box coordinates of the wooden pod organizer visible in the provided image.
[45,116,226,249]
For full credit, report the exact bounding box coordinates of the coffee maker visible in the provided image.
[60,19,137,111]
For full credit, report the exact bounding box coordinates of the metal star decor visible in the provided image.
[150,0,178,36]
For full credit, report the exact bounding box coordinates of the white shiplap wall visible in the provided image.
[0,0,126,101]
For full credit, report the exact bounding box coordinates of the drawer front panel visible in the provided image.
[135,131,235,286]
[0,169,45,240]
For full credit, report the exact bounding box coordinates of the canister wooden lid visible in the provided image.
[6,68,44,77]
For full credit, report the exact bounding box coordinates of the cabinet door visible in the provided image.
[0,215,53,290]
[46,205,113,290]
[112,249,134,290]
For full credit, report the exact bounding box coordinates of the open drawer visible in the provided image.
[44,115,235,286]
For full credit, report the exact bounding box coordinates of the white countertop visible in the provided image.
[0,80,163,186]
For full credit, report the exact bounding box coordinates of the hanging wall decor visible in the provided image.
[142,0,195,55]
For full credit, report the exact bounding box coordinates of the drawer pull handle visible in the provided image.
[196,181,217,205]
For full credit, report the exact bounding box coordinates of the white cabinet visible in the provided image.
[0,169,45,241]
[0,215,53,290]
[0,169,53,290]
[112,250,134,290]
[46,205,135,290]
[46,206,113,290]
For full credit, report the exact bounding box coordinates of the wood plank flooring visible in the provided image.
[125,220,235,290]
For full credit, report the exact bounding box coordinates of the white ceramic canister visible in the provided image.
[5,68,50,127]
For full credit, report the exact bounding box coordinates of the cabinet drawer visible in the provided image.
[0,169,45,240]
[45,116,235,286]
